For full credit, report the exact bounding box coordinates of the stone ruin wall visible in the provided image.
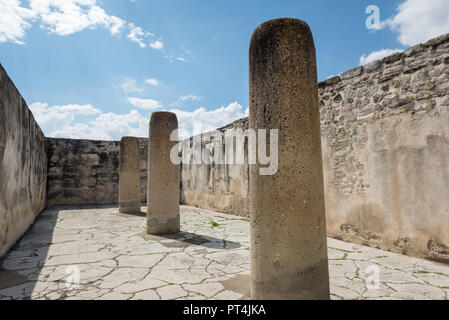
[0,65,47,257]
[320,33,449,262]
[180,118,250,217]
[45,119,250,217]
[1,33,448,262]
[181,33,449,262]
[46,138,148,205]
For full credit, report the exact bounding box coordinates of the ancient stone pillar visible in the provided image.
[147,112,180,234]
[119,136,141,214]
[249,18,330,299]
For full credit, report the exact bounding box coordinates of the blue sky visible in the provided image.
[1,0,448,140]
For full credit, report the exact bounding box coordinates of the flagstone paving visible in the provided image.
[0,205,448,300]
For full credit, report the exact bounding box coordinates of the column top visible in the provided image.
[150,111,178,126]
[120,136,138,142]
[250,18,314,52]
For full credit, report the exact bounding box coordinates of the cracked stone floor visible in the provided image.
[0,205,449,300]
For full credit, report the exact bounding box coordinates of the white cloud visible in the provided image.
[169,94,202,108]
[162,45,193,63]
[30,100,247,140]
[0,0,35,44]
[28,0,125,36]
[108,16,125,36]
[29,102,101,125]
[29,102,101,135]
[179,94,202,102]
[87,109,149,139]
[50,109,149,140]
[381,0,449,46]
[50,122,110,140]
[164,54,188,63]
[170,102,247,137]
[149,40,163,50]
[127,97,164,110]
[119,78,160,93]
[126,22,153,48]
[30,101,149,140]
[0,0,160,50]
[360,48,403,65]
[145,78,160,86]
[119,79,144,93]
[360,0,449,66]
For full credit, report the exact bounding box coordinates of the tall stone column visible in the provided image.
[119,136,141,214]
[147,112,180,234]
[249,18,330,300]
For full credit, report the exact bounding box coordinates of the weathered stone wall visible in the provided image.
[181,33,449,262]
[320,33,449,262]
[21,32,449,262]
[46,138,148,205]
[0,64,47,258]
[180,118,250,217]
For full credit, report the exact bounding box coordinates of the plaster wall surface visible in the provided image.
[180,118,250,217]
[0,64,47,257]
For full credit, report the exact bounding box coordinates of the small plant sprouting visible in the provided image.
[209,220,219,227]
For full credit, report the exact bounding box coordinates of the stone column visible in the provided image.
[249,18,330,300]
[119,136,141,214]
[147,112,180,234]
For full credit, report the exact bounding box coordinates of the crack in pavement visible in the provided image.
[1,205,449,300]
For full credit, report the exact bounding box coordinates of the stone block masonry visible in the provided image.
[181,32,449,263]
[2,32,448,263]
[319,33,449,263]
[0,64,47,257]
[46,137,148,206]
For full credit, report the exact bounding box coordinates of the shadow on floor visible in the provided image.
[137,231,242,250]
[220,274,251,300]
[47,204,119,210]
[0,207,59,299]
[116,211,147,218]
[0,205,243,299]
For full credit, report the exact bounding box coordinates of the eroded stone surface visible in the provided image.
[147,112,180,235]
[0,205,448,300]
[0,64,47,258]
[249,18,329,300]
[179,32,449,264]
[119,136,141,214]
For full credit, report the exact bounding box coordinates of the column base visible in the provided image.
[146,217,180,235]
[119,200,141,214]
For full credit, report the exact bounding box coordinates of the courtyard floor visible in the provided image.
[0,205,449,300]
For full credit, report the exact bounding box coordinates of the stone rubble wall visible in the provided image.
[319,33,449,262]
[46,138,148,205]
[0,64,47,257]
[181,33,449,262]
